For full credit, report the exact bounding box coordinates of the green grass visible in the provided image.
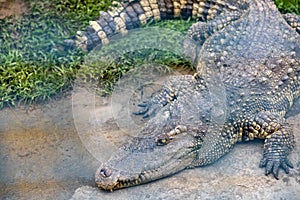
[274,0,299,14]
[0,0,112,107]
[78,24,195,94]
[0,0,299,108]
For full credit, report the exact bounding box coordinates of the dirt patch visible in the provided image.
[0,93,99,199]
[0,0,28,19]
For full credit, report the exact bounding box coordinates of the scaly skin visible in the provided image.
[75,0,300,191]
[283,13,300,34]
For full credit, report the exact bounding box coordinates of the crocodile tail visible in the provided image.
[73,0,245,51]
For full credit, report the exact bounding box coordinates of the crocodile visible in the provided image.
[74,0,300,191]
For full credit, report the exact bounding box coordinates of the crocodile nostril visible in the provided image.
[100,167,112,178]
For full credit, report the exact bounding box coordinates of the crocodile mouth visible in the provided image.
[95,167,158,191]
[95,174,142,191]
[95,128,197,191]
[95,151,195,191]
[113,178,141,190]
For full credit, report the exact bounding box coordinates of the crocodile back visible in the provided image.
[196,0,300,116]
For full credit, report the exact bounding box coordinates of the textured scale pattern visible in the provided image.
[283,13,300,34]
[75,0,250,51]
[74,0,300,191]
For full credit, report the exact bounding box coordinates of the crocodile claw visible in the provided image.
[133,101,161,118]
[133,102,150,116]
[259,154,293,179]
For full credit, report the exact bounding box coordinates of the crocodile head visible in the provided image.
[95,85,222,191]
[95,124,201,191]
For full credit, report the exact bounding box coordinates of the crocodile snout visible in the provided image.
[99,167,112,178]
[95,165,124,191]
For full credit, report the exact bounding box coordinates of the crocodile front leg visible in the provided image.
[134,74,201,118]
[259,127,295,179]
[241,111,295,179]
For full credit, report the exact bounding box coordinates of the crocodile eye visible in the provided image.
[156,137,169,146]
[100,167,112,178]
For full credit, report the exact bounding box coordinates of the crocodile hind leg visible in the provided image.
[241,111,295,179]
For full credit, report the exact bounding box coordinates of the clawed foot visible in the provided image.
[259,152,293,179]
[133,101,161,118]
